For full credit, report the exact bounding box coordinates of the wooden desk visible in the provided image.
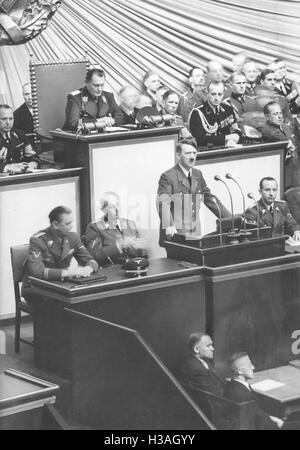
[250,365,300,419]
[0,168,82,317]
[0,369,58,430]
[30,258,205,379]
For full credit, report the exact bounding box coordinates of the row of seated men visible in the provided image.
[22,139,300,304]
[180,332,300,430]
[3,55,299,167]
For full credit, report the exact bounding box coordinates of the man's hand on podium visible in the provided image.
[293,231,300,242]
[166,226,177,239]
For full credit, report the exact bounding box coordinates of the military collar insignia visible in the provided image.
[261,209,266,215]
[82,96,88,104]
[101,94,108,104]
[48,240,54,247]
[275,206,280,212]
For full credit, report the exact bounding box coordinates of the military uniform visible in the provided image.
[245,82,258,98]
[178,88,206,124]
[223,92,257,121]
[157,164,230,245]
[0,129,39,172]
[22,227,98,298]
[245,198,300,236]
[189,101,241,148]
[275,78,300,115]
[63,86,120,131]
[85,218,140,265]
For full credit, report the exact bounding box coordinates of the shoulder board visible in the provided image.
[251,203,258,209]
[275,200,286,204]
[32,231,46,238]
[70,90,81,96]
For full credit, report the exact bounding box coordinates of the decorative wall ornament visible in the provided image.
[0,0,61,46]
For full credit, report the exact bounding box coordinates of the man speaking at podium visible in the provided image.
[157,139,230,245]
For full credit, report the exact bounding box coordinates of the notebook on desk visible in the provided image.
[69,273,107,285]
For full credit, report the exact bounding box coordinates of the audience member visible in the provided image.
[143,70,161,107]
[22,206,98,302]
[206,60,225,84]
[156,139,229,243]
[0,104,39,174]
[13,83,34,138]
[259,101,295,147]
[223,71,256,121]
[63,68,119,131]
[245,176,300,239]
[156,85,168,113]
[189,81,241,148]
[85,191,149,265]
[243,61,260,97]
[272,58,300,115]
[114,86,139,126]
[178,67,207,124]
[255,69,293,123]
[224,352,283,430]
[232,53,249,72]
[181,332,225,396]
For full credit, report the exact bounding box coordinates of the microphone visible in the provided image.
[226,173,251,241]
[247,192,260,239]
[211,196,223,246]
[142,114,175,127]
[214,175,240,244]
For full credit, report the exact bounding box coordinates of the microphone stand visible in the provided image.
[226,173,252,242]
[247,193,260,240]
[214,175,240,244]
[211,196,223,246]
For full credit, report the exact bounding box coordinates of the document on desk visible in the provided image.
[251,379,285,392]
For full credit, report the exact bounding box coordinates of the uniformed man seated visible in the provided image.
[13,83,35,143]
[244,177,300,240]
[85,191,149,266]
[63,68,120,132]
[223,72,256,123]
[0,104,40,174]
[178,66,207,124]
[22,206,98,302]
[189,81,241,149]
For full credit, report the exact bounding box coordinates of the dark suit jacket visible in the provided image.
[258,122,294,142]
[181,355,225,396]
[114,107,138,126]
[63,86,120,131]
[224,380,278,430]
[85,218,140,265]
[157,164,230,244]
[13,103,34,135]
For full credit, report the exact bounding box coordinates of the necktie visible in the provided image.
[281,82,287,95]
[115,221,123,235]
[187,170,192,186]
[269,205,274,216]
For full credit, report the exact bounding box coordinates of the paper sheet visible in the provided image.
[251,379,285,392]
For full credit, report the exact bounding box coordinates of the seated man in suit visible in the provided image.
[22,206,98,302]
[181,332,225,396]
[13,83,34,141]
[189,81,241,149]
[245,176,300,239]
[114,86,139,126]
[0,104,40,174]
[224,352,284,430]
[85,191,149,266]
[63,68,119,132]
[259,101,296,149]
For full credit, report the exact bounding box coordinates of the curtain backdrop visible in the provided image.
[1,0,300,109]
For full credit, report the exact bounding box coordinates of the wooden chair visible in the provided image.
[10,244,33,353]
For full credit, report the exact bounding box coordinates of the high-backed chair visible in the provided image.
[10,244,33,353]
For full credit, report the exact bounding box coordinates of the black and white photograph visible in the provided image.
[1,0,300,433]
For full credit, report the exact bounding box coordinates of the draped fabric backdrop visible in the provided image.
[1,0,300,109]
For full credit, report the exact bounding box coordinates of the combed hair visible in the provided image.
[143,70,159,85]
[228,351,249,372]
[162,90,178,101]
[263,100,280,115]
[176,138,198,154]
[259,68,274,82]
[188,66,205,78]
[207,81,224,92]
[49,206,72,223]
[231,71,246,83]
[259,176,277,189]
[188,332,207,354]
[85,68,105,82]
